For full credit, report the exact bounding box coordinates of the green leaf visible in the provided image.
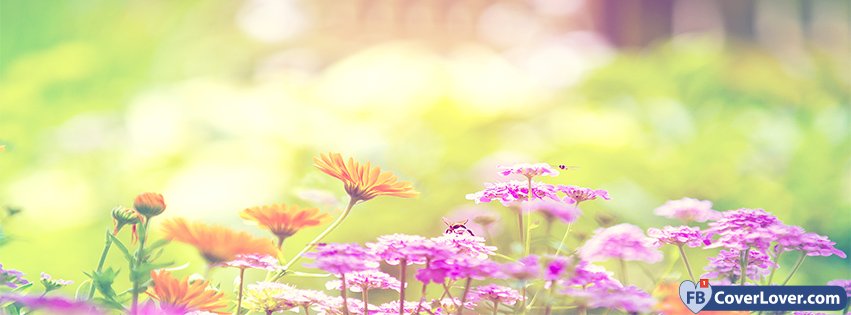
[91,268,120,300]
[107,233,134,264]
[145,238,170,251]
[10,282,32,293]
[94,297,127,311]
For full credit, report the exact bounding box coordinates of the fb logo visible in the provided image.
[680,279,712,313]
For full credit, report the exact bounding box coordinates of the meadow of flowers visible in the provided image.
[0,152,848,315]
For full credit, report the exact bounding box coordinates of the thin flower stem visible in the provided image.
[544,280,556,315]
[766,251,783,285]
[86,230,113,300]
[303,306,310,315]
[677,245,696,282]
[278,197,358,279]
[442,282,457,303]
[740,248,750,286]
[399,259,407,315]
[414,259,431,315]
[517,211,524,250]
[235,268,246,315]
[492,301,499,315]
[341,273,351,315]
[456,277,473,315]
[554,222,573,256]
[578,305,587,315]
[781,252,806,286]
[524,177,533,256]
[520,284,527,315]
[619,258,628,284]
[131,220,149,315]
[363,290,369,315]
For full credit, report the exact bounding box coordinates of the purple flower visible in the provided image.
[376,301,424,315]
[325,270,403,292]
[521,199,581,224]
[556,185,610,204]
[501,255,540,280]
[136,302,189,315]
[468,284,522,306]
[415,256,501,284]
[222,254,280,270]
[586,285,655,313]
[827,279,851,297]
[579,223,662,263]
[772,225,847,258]
[647,225,710,247]
[0,294,104,315]
[466,180,559,205]
[498,163,559,178]
[560,260,620,289]
[367,234,434,265]
[702,249,775,284]
[654,198,720,222]
[0,263,29,289]
[543,255,570,281]
[40,272,73,292]
[431,234,496,259]
[706,208,781,251]
[304,243,379,275]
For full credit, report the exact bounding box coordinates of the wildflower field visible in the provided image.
[1,1,850,315]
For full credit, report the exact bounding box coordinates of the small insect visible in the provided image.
[443,218,475,236]
[558,164,579,171]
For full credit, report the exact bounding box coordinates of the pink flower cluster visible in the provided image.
[654,197,720,222]
[498,163,560,178]
[579,223,663,263]
[304,243,380,274]
[467,284,522,306]
[647,225,710,247]
[520,199,581,224]
[702,249,775,284]
[325,270,403,292]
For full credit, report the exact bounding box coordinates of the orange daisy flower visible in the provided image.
[161,218,278,265]
[241,204,330,248]
[314,152,419,202]
[148,270,227,314]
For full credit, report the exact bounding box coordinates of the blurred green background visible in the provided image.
[1,0,849,305]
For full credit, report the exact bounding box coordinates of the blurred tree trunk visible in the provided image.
[593,0,674,48]
[718,0,756,43]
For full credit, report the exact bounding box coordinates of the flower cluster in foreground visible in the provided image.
[0,155,847,315]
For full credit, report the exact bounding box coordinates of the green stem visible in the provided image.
[399,259,407,315]
[740,248,750,286]
[781,252,806,286]
[131,220,149,315]
[442,282,456,303]
[677,245,696,282]
[517,210,524,250]
[235,268,246,315]
[341,273,351,315]
[766,251,783,285]
[87,230,113,300]
[554,222,573,256]
[277,197,358,279]
[619,258,628,284]
[456,277,472,315]
[544,280,556,315]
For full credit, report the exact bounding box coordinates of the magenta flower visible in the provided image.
[501,255,540,280]
[325,270,403,292]
[367,234,434,265]
[304,243,379,274]
[556,185,610,204]
[792,312,829,315]
[468,284,522,306]
[415,256,501,284]
[702,249,775,284]
[772,225,847,258]
[136,302,189,315]
[466,180,559,205]
[376,301,423,315]
[432,233,496,259]
[586,285,655,313]
[543,255,570,281]
[647,225,710,247]
[654,198,720,222]
[560,260,620,289]
[0,264,29,289]
[0,294,104,315]
[826,279,851,297]
[521,199,581,224]
[222,253,280,270]
[579,223,662,263]
[705,208,781,251]
[498,163,559,178]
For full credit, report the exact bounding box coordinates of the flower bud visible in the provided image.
[134,192,166,218]
[112,206,141,235]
